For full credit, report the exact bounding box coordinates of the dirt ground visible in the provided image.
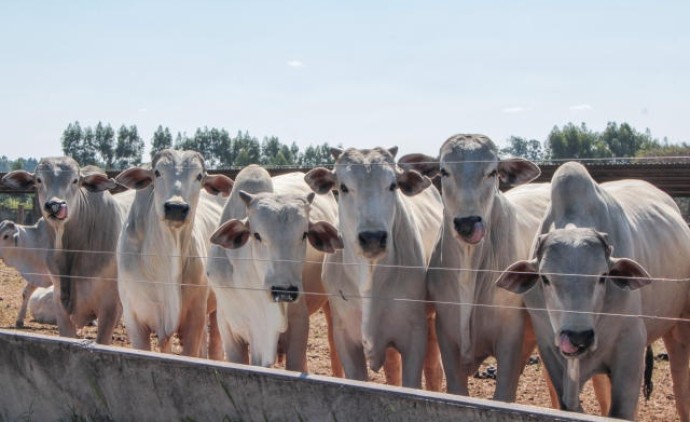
[0,261,679,421]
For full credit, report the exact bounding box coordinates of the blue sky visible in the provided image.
[0,1,688,161]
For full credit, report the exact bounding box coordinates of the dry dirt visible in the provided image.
[0,261,679,421]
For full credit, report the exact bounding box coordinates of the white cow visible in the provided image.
[115,149,233,357]
[3,160,132,344]
[399,134,551,401]
[496,161,690,420]
[28,286,57,324]
[208,166,343,371]
[0,218,54,327]
[305,147,443,388]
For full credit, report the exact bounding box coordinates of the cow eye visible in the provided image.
[389,183,397,191]
[440,168,449,177]
[487,170,498,178]
[36,177,42,184]
[340,184,349,193]
[2,234,8,240]
[196,173,203,182]
[541,275,551,286]
[254,233,262,242]
[302,232,308,241]
[72,178,78,184]
[154,170,161,178]
[598,274,607,284]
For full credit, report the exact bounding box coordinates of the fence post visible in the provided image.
[17,204,25,224]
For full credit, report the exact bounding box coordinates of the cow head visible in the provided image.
[211,191,342,303]
[2,158,117,228]
[399,134,540,245]
[496,228,650,358]
[115,149,233,230]
[0,220,18,253]
[305,147,431,261]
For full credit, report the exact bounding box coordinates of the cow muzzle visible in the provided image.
[558,329,595,357]
[357,230,388,259]
[270,285,299,303]
[453,216,486,245]
[164,201,190,223]
[44,200,68,221]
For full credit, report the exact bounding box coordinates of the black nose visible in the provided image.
[44,200,65,215]
[358,231,388,251]
[271,285,299,303]
[164,202,190,221]
[454,216,482,237]
[563,329,595,350]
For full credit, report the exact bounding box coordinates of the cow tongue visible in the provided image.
[466,222,486,244]
[559,333,579,355]
[55,204,68,220]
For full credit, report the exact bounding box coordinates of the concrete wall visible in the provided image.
[0,330,607,422]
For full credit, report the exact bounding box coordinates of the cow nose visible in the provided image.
[44,200,68,220]
[164,202,190,221]
[270,285,299,303]
[453,216,486,244]
[358,231,388,252]
[563,329,595,351]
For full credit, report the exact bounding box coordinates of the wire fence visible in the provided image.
[3,244,690,324]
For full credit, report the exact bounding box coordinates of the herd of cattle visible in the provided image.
[1,134,690,420]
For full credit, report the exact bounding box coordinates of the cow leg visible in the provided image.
[331,313,368,381]
[322,301,344,377]
[664,332,690,422]
[123,311,152,351]
[95,294,121,345]
[436,316,466,394]
[495,314,533,402]
[179,309,207,358]
[284,301,309,373]
[16,283,38,328]
[384,348,402,385]
[398,321,427,389]
[423,306,443,391]
[53,281,77,338]
[608,348,644,420]
[207,310,223,360]
[591,375,612,415]
[221,322,249,364]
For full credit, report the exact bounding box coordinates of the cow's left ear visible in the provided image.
[495,259,540,294]
[396,169,431,196]
[497,158,541,186]
[307,220,343,253]
[203,174,234,197]
[81,167,118,193]
[210,219,251,249]
[115,167,154,190]
[607,257,651,290]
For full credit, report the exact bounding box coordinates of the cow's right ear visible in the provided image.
[495,259,539,294]
[398,154,440,178]
[307,220,343,253]
[2,170,34,191]
[608,257,651,290]
[210,219,251,249]
[304,168,336,195]
[115,167,154,190]
[497,158,541,186]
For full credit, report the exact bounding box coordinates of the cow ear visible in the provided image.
[210,219,251,249]
[239,190,254,206]
[81,172,118,193]
[330,147,344,161]
[608,257,651,290]
[306,192,316,204]
[203,174,234,197]
[115,167,154,190]
[497,158,541,186]
[397,169,431,196]
[305,168,336,195]
[387,146,399,159]
[398,154,440,178]
[495,260,539,294]
[307,220,343,253]
[0,220,17,237]
[2,170,34,191]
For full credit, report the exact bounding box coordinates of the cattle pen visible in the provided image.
[0,159,688,421]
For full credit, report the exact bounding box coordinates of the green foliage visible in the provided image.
[115,125,144,169]
[500,136,543,161]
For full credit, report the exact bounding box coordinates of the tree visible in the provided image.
[546,123,608,160]
[80,127,98,165]
[95,122,115,169]
[500,136,543,161]
[61,121,84,162]
[151,125,173,158]
[115,125,144,169]
[600,122,659,160]
[301,143,337,166]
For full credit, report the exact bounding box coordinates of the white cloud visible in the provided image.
[501,106,531,113]
[287,60,304,68]
[137,107,148,113]
[569,104,592,111]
